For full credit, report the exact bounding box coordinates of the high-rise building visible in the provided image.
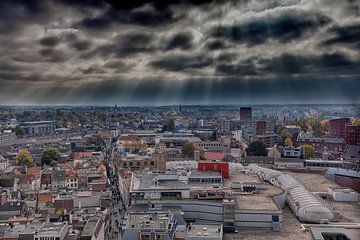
[329,118,350,139]
[240,107,252,122]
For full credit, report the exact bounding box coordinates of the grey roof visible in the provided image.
[242,156,274,164]
[53,169,67,182]
[19,222,44,235]
[344,145,360,159]
[275,158,305,163]
[0,201,25,212]
[0,177,15,188]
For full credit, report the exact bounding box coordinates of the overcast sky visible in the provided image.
[0,0,359,105]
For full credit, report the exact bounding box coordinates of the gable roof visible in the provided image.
[27,167,41,176]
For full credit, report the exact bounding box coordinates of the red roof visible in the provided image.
[63,163,73,170]
[27,167,41,176]
[98,164,106,173]
[74,152,92,160]
[66,169,77,179]
[74,162,82,170]
[204,152,228,161]
[38,194,53,203]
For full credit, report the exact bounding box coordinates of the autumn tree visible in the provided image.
[284,137,293,146]
[16,149,34,167]
[41,148,61,166]
[302,144,315,159]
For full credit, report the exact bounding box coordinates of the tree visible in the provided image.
[302,144,315,159]
[16,149,34,167]
[280,129,291,145]
[41,148,61,166]
[182,142,195,158]
[352,118,360,126]
[14,125,24,136]
[284,137,293,146]
[246,141,267,156]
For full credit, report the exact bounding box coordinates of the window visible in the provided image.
[272,215,279,222]
[140,233,151,240]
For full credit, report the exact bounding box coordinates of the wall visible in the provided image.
[198,162,229,178]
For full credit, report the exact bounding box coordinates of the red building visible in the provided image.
[346,125,360,146]
[329,118,350,139]
[198,162,229,178]
[255,120,267,135]
[240,107,252,122]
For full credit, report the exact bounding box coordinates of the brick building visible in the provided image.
[329,118,350,139]
[346,125,360,146]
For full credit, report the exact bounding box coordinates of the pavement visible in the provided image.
[104,142,126,240]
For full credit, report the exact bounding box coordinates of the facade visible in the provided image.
[0,132,16,145]
[346,125,360,146]
[255,120,267,135]
[20,121,56,135]
[329,118,350,139]
[240,107,252,122]
[34,222,69,240]
[297,132,346,156]
[198,162,229,178]
[122,211,186,240]
[257,134,279,148]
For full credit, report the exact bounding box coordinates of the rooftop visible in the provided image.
[225,173,282,211]
[131,170,222,192]
[187,224,223,239]
[124,211,172,230]
[36,222,67,236]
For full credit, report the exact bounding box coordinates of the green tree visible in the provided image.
[41,148,61,166]
[246,141,267,156]
[182,142,195,158]
[14,125,24,136]
[16,149,34,167]
[302,144,315,159]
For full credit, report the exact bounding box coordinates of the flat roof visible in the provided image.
[36,222,67,236]
[187,224,222,238]
[132,170,222,191]
[81,216,99,237]
[124,212,171,230]
[226,173,282,211]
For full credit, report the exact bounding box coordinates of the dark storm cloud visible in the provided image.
[0,0,359,105]
[259,53,359,75]
[0,0,48,34]
[39,36,61,47]
[165,32,193,50]
[83,32,155,59]
[70,39,92,51]
[210,10,331,46]
[322,24,360,49]
[77,6,177,29]
[39,48,68,62]
[150,55,213,71]
[206,40,229,51]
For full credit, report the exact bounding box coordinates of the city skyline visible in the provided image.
[0,0,359,105]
